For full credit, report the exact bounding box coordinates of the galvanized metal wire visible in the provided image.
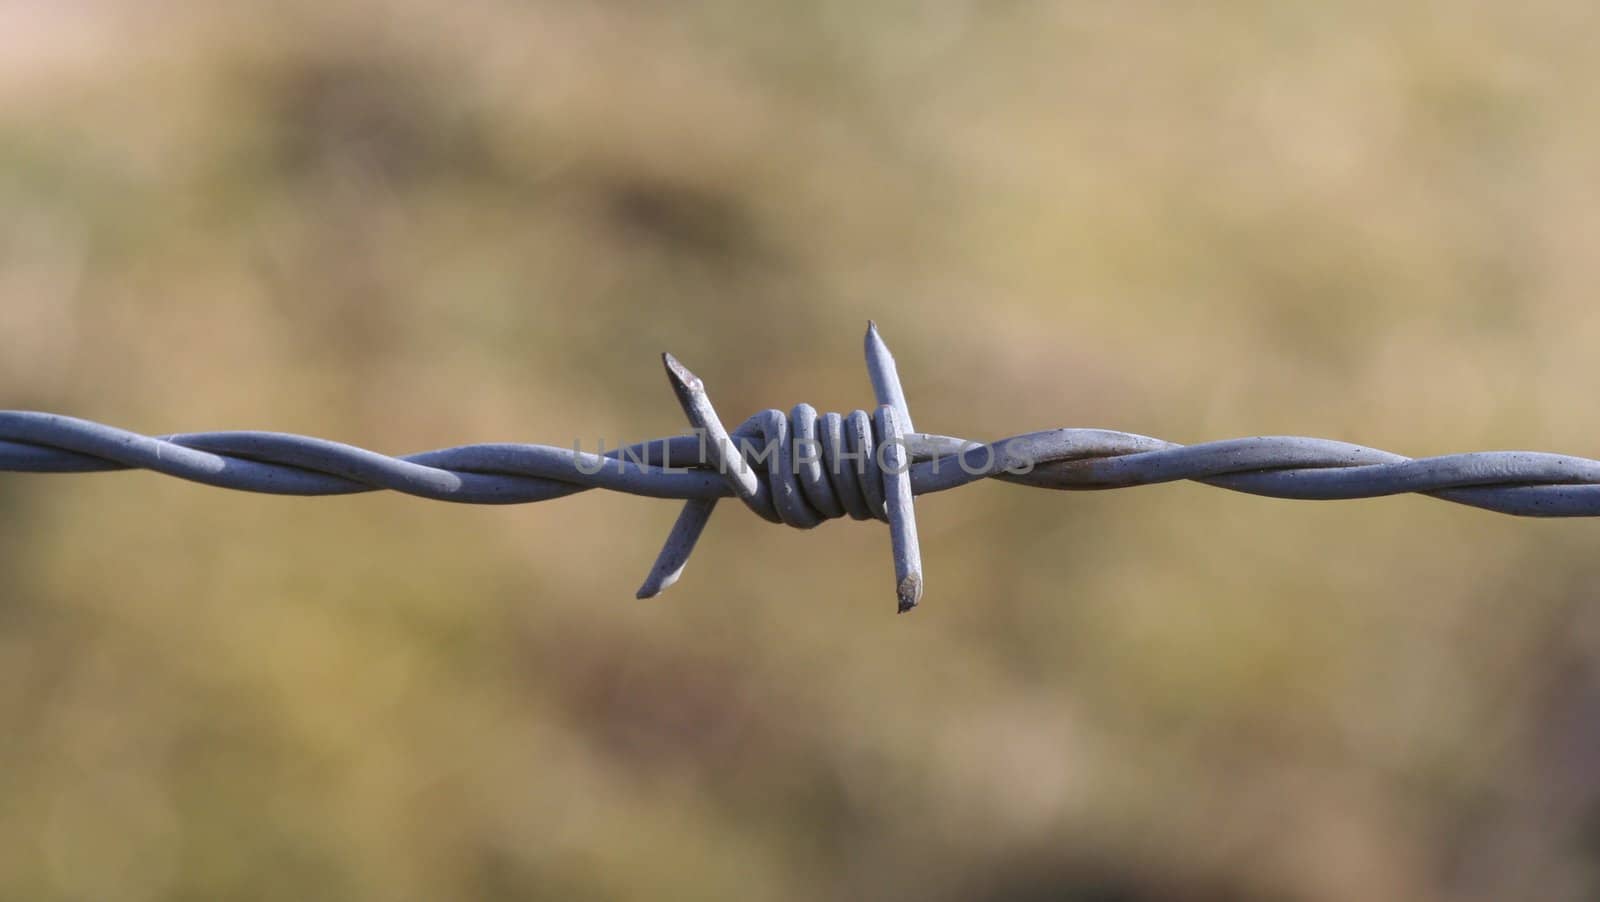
[6,322,1600,612]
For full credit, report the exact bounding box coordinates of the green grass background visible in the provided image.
[4,3,1600,899]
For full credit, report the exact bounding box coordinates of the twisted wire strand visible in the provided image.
[7,416,1600,515]
[5,323,1600,611]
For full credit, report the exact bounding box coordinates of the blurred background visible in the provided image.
[3,2,1600,899]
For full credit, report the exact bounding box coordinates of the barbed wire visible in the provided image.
[6,322,1600,612]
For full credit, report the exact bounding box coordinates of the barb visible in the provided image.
[6,322,1600,612]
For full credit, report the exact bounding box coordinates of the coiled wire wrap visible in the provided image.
[693,405,890,527]
[651,337,923,610]
[6,322,1600,611]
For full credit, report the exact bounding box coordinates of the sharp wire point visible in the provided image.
[864,321,914,435]
[897,574,923,613]
[660,347,764,508]
[876,404,923,614]
[662,351,703,392]
[638,496,717,599]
